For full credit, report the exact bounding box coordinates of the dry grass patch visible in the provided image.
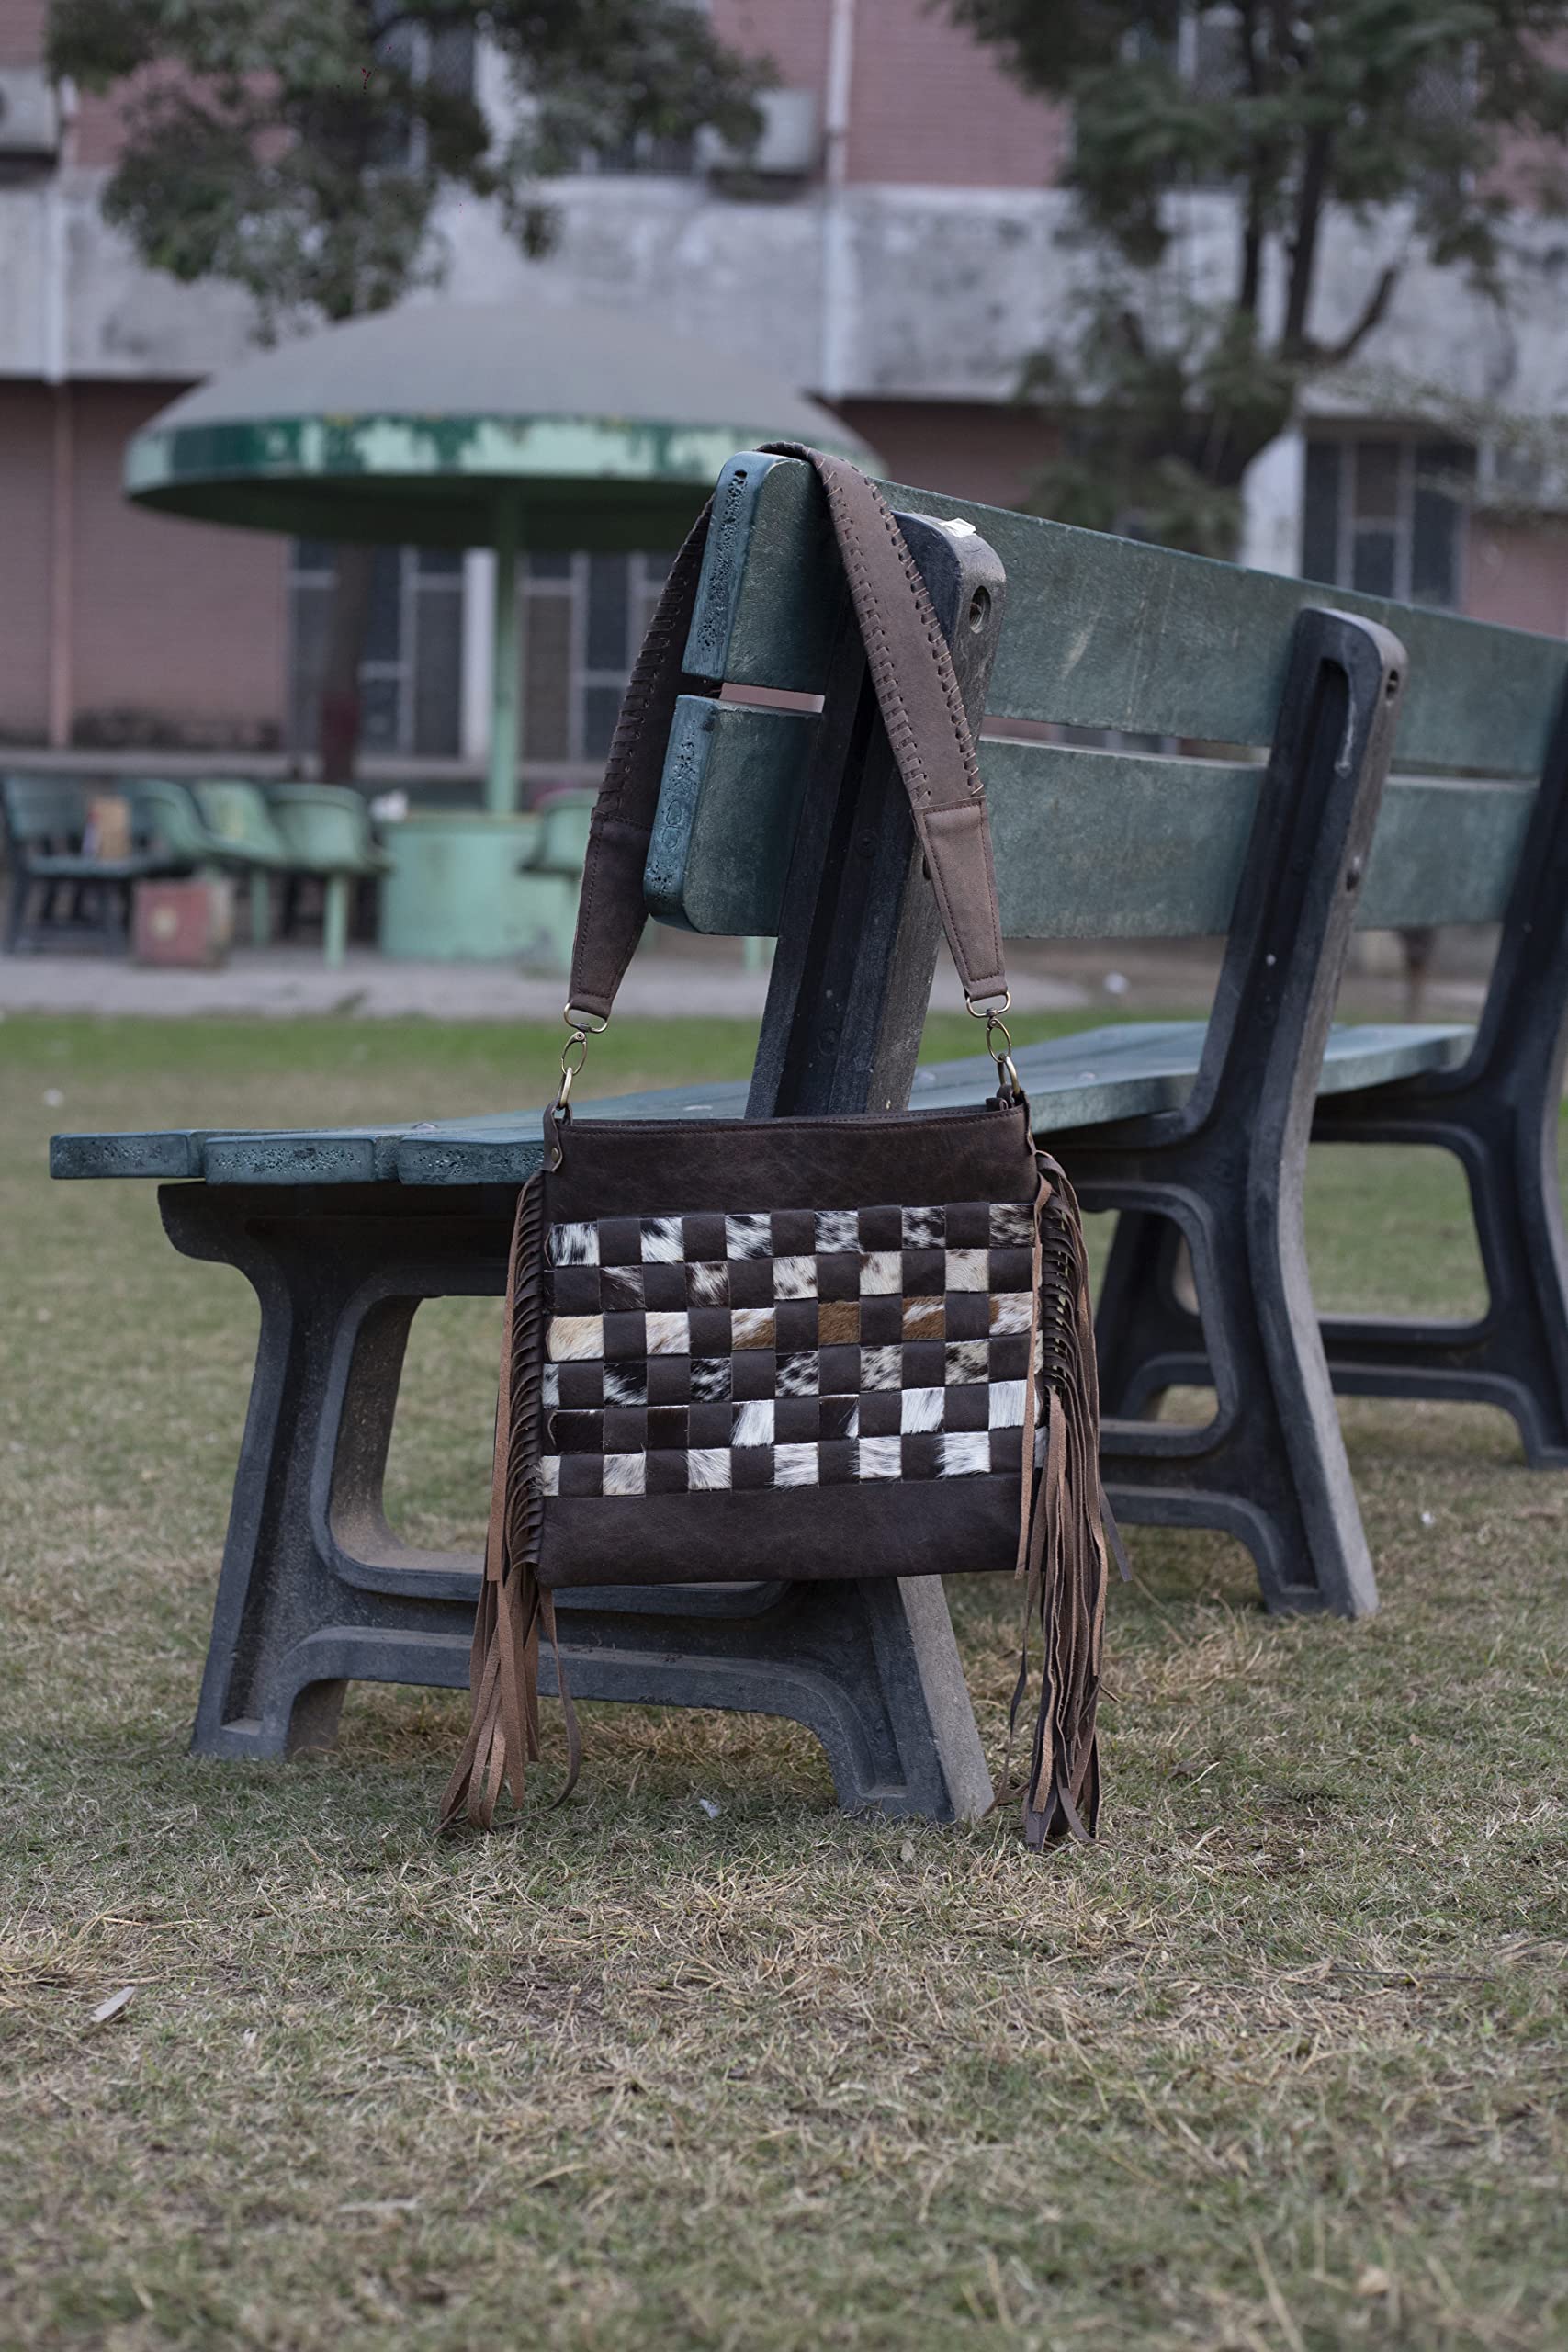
[1,1014,1565,2349]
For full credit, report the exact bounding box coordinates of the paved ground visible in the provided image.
[0,932,1490,1024]
[0,938,1095,1021]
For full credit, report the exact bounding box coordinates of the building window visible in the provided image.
[288,544,464,759]
[1302,438,1474,608]
[522,552,671,766]
[1123,7,1240,93]
[581,131,699,175]
[372,16,475,173]
[288,547,671,770]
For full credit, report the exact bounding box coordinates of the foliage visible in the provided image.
[949,0,1568,550]
[1017,297,1302,556]
[48,0,767,329]
[45,0,768,772]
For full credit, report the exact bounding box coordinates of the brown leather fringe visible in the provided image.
[1004,1152,1110,1849]
[438,1170,553,1833]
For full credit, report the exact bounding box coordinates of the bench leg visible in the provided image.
[1067,1150,1378,1619]
[1313,1082,1568,1466]
[1037,605,1398,1616]
[1093,1210,1202,1419]
[158,1182,992,1820]
[1110,1081,1568,1470]
[1302,673,1568,1463]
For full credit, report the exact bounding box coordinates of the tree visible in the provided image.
[48,0,768,771]
[946,0,1568,553]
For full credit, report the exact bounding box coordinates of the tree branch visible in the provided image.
[1282,122,1333,352]
[1117,305,1148,361]
[1309,262,1402,367]
[1236,0,1264,314]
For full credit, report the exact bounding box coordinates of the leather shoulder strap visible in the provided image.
[567,441,1008,1023]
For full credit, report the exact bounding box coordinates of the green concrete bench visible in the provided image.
[51,1021,1469,1187]
[49,450,1568,1819]
[644,457,1568,1485]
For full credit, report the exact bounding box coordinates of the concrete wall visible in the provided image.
[6,167,1568,426]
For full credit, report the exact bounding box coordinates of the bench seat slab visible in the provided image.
[51,1018,1474,1185]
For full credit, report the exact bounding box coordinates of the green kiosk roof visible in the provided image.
[125,300,874,551]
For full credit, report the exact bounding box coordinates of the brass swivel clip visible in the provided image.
[967,989,1020,1103]
[546,1003,609,1167]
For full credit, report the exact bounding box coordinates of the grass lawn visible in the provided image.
[2,1012,1564,2351]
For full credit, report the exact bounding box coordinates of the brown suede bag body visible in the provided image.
[441,447,1110,1849]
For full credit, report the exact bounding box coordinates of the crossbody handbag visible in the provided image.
[441,444,1112,1849]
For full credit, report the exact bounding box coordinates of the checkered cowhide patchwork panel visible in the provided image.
[541,1201,1040,1496]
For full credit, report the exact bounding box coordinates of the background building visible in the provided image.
[4,0,1567,785]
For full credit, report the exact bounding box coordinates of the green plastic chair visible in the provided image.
[514,787,597,973]
[192,779,294,946]
[267,786,392,969]
[2,775,181,953]
[127,778,285,946]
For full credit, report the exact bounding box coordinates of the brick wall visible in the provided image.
[71,88,124,169]
[0,379,289,750]
[713,0,1065,189]
[0,0,123,162]
[841,0,1065,187]
[0,0,43,64]
[53,1,1065,190]
[0,383,53,741]
[1465,517,1568,637]
[17,0,1554,204]
[67,383,289,748]
[714,0,833,104]
[833,399,1055,514]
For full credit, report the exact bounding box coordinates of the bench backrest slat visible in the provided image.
[647,703,1538,941]
[687,453,1566,778]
